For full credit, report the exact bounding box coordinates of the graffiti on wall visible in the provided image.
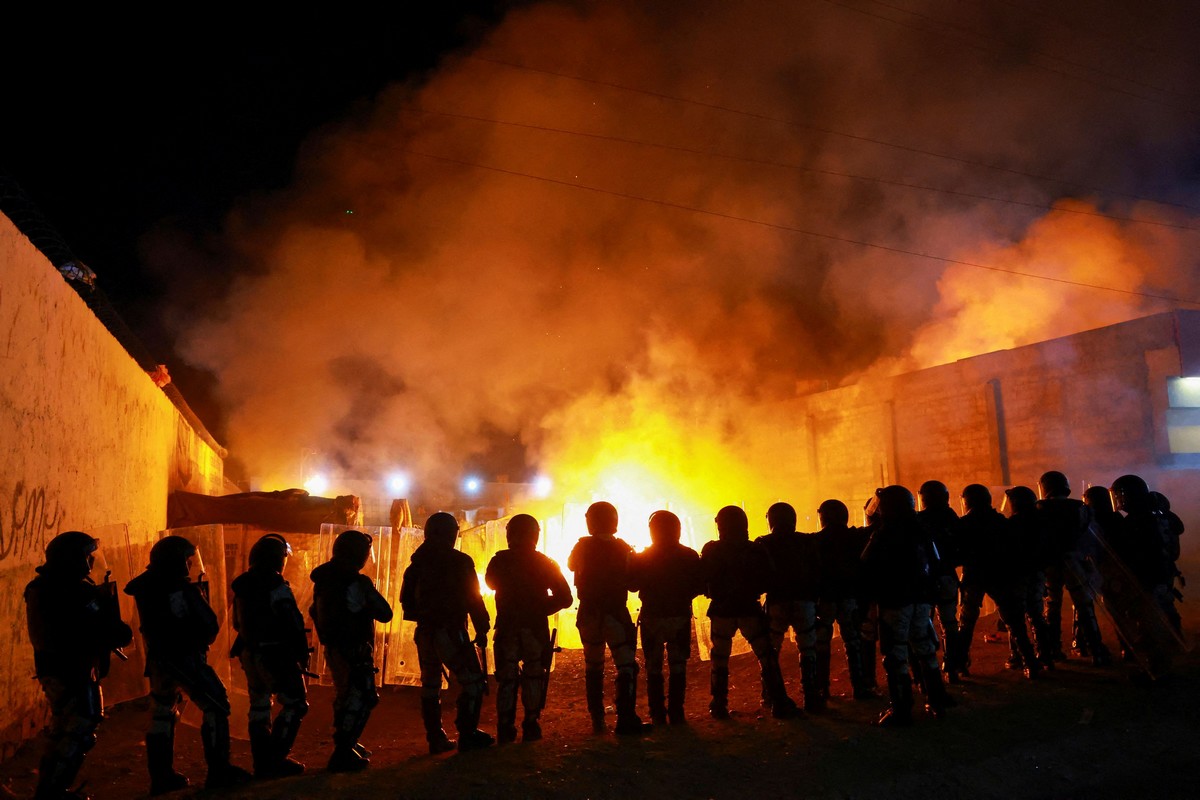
[0,482,64,564]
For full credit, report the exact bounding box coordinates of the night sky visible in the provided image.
[5,2,1200,492]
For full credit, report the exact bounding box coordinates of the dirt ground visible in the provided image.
[3,614,1198,800]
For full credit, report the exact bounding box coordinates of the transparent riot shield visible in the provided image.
[380,525,427,687]
[85,523,148,705]
[1076,529,1191,680]
[310,525,393,688]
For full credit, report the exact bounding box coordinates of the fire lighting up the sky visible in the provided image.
[174,1,1200,524]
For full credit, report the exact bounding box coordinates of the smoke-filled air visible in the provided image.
[175,0,1200,514]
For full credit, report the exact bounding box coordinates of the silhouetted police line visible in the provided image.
[23,471,1186,799]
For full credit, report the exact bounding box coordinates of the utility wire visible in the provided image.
[400,147,1200,308]
[467,55,1200,214]
[417,107,1200,232]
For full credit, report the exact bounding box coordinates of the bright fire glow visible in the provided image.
[304,473,329,496]
[386,471,411,496]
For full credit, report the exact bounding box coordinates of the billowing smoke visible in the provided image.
[173,0,1200,499]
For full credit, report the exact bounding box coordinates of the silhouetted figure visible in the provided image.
[856,498,883,694]
[1109,476,1183,637]
[860,486,951,727]
[485,514,573,743]
[956,485,1041,680]
[1004,486,1055,671]
[916,480,963,682]
[1038,470,1111,666]
[400,513,493,753]
[813,499,872,700]
[758,502,823,711]
[1081,486,1124,657]
[311,529,393,770]
[25,531,133,800]
[1150,490,1185,618]
[700,505,799,720]
[568,501,651,735]
[125,536,252,794]
[629,510,702,725]
[231,534,309,778]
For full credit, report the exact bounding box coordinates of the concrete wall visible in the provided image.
[795,310,1200,622]
[0,213,224,755]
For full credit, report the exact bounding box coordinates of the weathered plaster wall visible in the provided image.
[0,213,224,754]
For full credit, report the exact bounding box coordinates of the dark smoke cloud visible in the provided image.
[175,0,1200,493]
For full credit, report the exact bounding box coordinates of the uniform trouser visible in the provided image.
[854,601,880,687]
[1045,559,1105,654]
[1011,571,1051,663]
[415,625,486,735]
[708,613,790,709]
[957,580,987,667]
[239,650,309,763]
[577,608,639,719]
[931,574,960,654]
[1152,583,1183,636]
[493,626,548,730]
[35,675,102,796]
[640,615,691,717]
[878,604,939,686]
[326,645,379,747]
[147,654,232,777]
[815,598,864,691]
[768,600,818,700]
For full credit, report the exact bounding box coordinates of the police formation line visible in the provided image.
[23,471,1185,799]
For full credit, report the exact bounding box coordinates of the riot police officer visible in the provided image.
[916,480,963,682]
[231,533,309,777]
[1038,470,1111,665]
[700,505,799,720]
[25,531,133,800]
[813,499,872,700]
[125,535,253,794]
[757,502,823,711]
[567,502,651,735]
[311,529,394,770]
[400,513,494,753]
[1109,476,1182,636]
[1004,486,1054,671]
[630,510,702,725]
[860,486,951,726]
[485,514,573,743]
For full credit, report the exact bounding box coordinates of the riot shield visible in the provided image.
[85,523,148,705]
[1072,529,1190,680]
[380,525,427,687]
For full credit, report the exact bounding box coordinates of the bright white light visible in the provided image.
[386,472,411,496]
[533,474,553,499]
[464,476,483,495]
[304,473,330,496]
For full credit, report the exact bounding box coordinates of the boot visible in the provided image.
[646,673,667,726]
[585,670,606,733]
[846,643,875,699]
[709,669,730,720]
[667,672,687,725]
[456,689,495,751]
[270,713,306,777]
[200,718,253,790]
[614,672,652,735]
[420,698,455,755]
[327,734,369,773]
[521,718,542,742]
[923,666,955,719]
[146,733,188,796]
[497,686,519,744]
[801,654,825,712]
[814,651,831,701]
[249,722,276,778]
[875,676,914,728]
[762,658,801,720]
[860,640,879,689]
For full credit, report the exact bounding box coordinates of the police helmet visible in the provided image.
[766,502,797,533]
[1083,486,1114,514]
[1004,486,1037,516]
[423,512,460,547]
[715,505,749,537]
[149,535,197,577]
[1149,491,1171,513]
[1038,470,1071,499]
[876,485,916,520]
[585,501,619,536]
[648,510,681,545]
[249,533,292,572]
[332,529,374,568]
[918,480,950,509]
[817,499,849,529]
[43,530,99,579]
[961,484,992,512]
[506,513,540,549]
[1109,474,1150,512]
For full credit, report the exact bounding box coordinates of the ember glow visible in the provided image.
[172,1,1200,508]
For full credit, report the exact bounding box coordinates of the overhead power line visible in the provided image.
[400,147,1200,308]
[417,107,1200,232]
[467,55,1200,214]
